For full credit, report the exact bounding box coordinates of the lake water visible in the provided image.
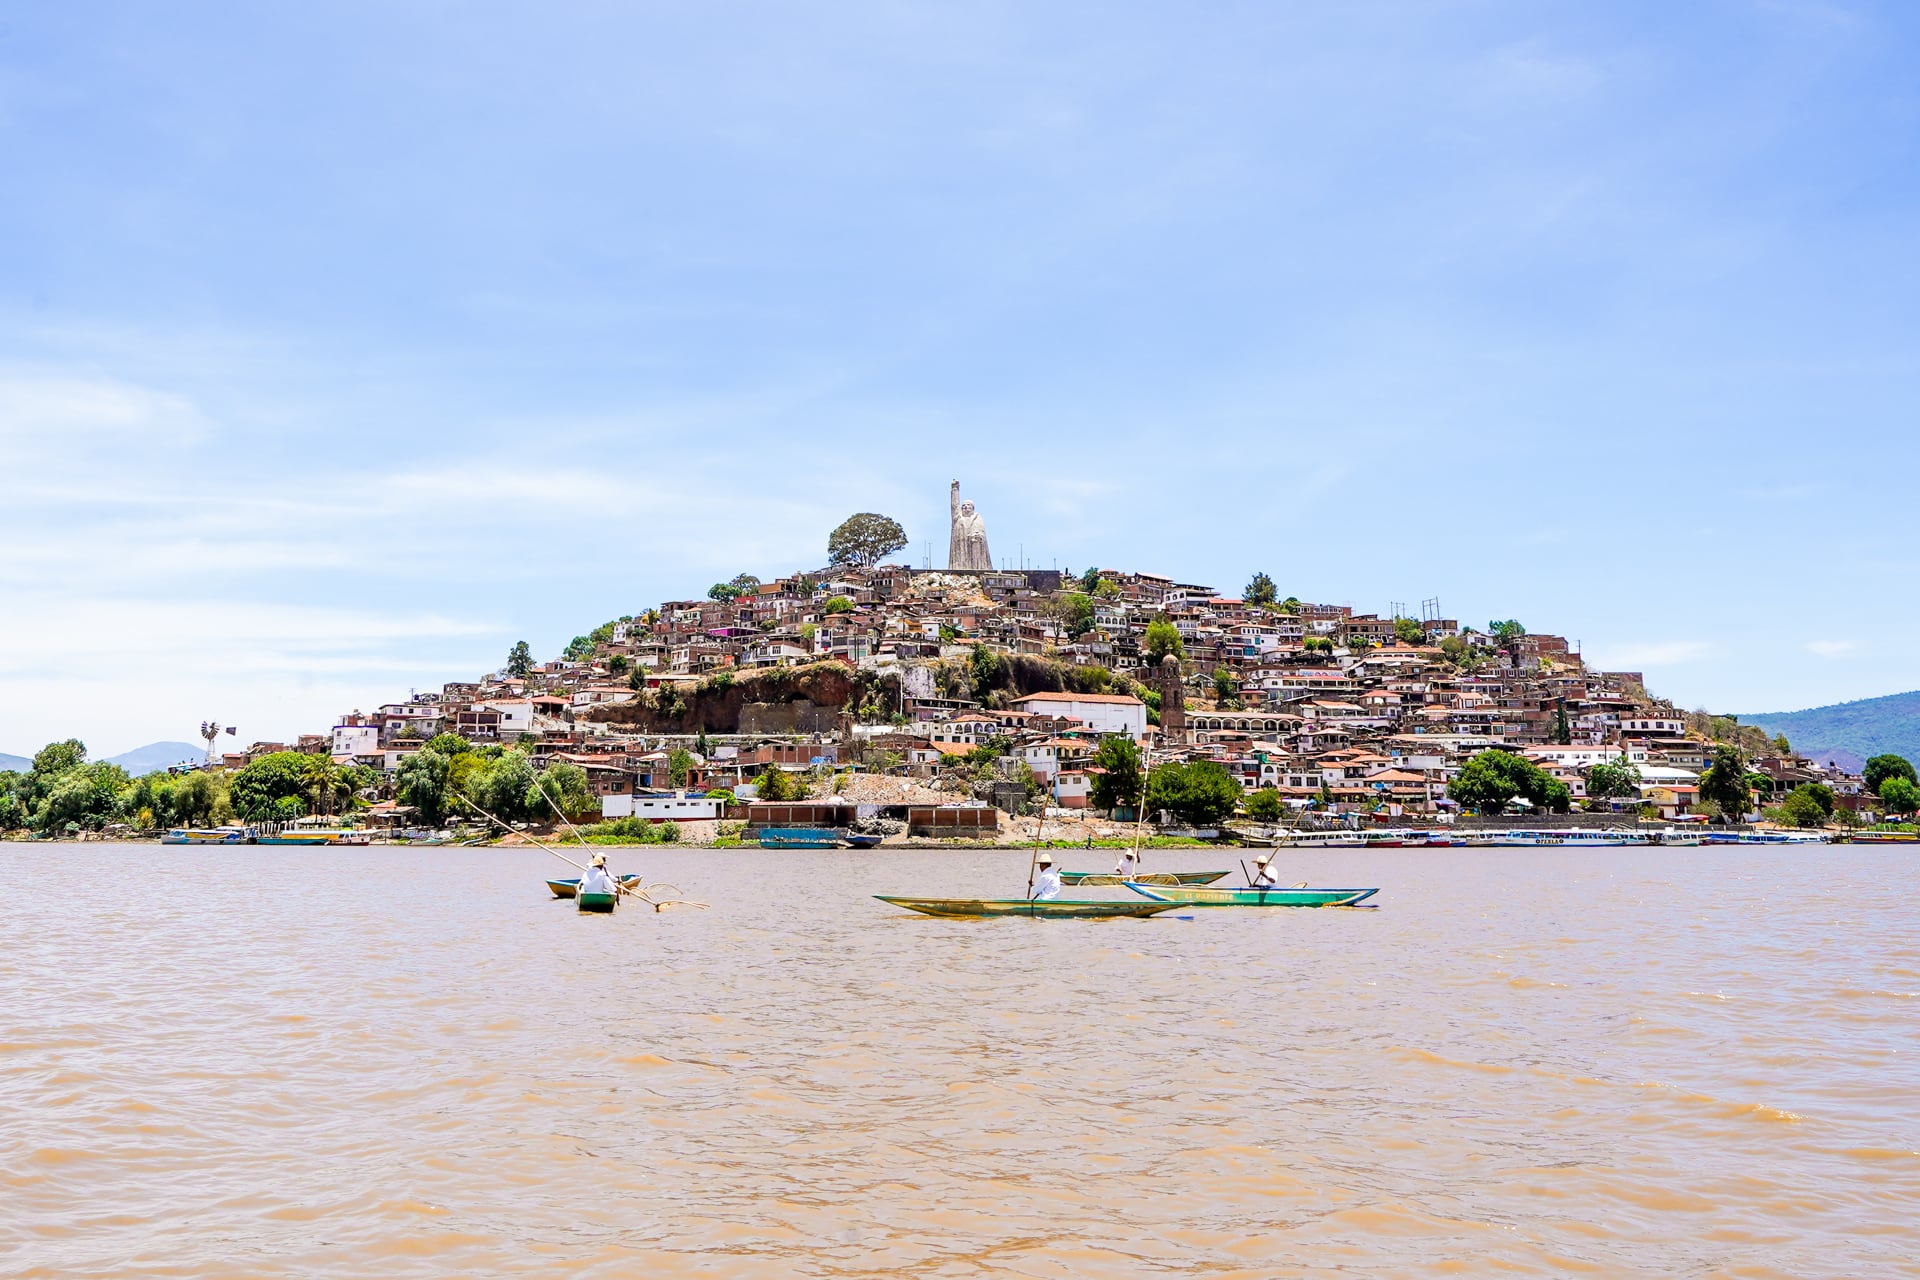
[3,842,1916,1278]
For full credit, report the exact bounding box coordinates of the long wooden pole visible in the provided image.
[523,775,650,902]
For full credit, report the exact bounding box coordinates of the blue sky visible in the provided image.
[4,1,1918,755]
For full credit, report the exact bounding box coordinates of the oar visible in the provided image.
[1026,801,1047,899]
[1240,858,1252,887]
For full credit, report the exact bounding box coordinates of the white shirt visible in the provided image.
[1114,849,1140,876]
[579,866,618,895]
[1251,863,1281,888]
[1031,867,1062,901]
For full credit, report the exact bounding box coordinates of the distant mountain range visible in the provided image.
[0,741,202,776]
[106,742,205,775]
[1740,691,1920,771]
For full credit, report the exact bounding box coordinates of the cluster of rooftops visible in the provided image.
[235,562,1859,817]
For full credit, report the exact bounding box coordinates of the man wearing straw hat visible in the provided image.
[1250,852,1282,888]
[580,853,619,898]
[1030,851,1062,901]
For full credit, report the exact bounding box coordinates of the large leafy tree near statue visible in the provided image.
[827,512,908,568]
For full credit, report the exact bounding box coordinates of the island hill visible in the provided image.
[6,509,1909,842]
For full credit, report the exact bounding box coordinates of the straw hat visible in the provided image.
[590,854,607,867]
[1254,853,1273,866]
[1037,853,1055,866]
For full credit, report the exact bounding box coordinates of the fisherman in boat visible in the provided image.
[579,853,620,898]
[1250,853,1282,888]
[1114,845,1141,878]
[1031,852,1063,901]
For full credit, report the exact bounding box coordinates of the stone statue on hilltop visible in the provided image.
[948,480,992,571]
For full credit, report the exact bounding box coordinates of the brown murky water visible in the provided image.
[3,842,1917,1277]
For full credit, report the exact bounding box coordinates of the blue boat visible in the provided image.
[161,826,255,845]
[758,827,842,849]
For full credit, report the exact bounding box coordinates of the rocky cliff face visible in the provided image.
[581,662,857,734]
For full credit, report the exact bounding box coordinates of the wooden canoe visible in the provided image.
[874,895,1178,920]
[1125,883,1379,908]
[547,874,642,899]
[1059,870,1229,887]
[576,891,619,913]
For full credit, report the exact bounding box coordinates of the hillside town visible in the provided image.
[8,498,1906,842]
[207,545,1882,839]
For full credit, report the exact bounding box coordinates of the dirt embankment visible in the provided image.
[581,662,858,734]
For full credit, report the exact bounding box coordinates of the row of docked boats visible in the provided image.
[161,825,372,845]
[1243,826,1832,848]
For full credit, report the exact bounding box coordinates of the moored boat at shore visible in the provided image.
[1125,882,1379,907]
[874,895,1178,920]
[161,826,255,845]
[256,829,373,846]
[758,827,842,849]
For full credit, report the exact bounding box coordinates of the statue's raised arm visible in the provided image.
[951,479,961,520]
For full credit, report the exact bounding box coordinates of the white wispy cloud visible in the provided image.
[1590,640,1713,667]
[1805,639,1856,657]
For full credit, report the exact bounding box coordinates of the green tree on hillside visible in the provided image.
[1146,760,1243,827]
[230,752,316,822]
[1696,745,1751,822]
[755,766,802,802]
[707,582,744,601]
[1878,776,1919,817]
[1245,787,1285,822]
[1864,754,1917,797]
[506,641,533,678]
[1053,591,1097,639]
[1447,748,1567,815]
[1145,617,1184,663]
[529,761,596,820]
[1088,737,1143,812]
[1393,616,1423,645]
[823,596,854,614]
[1584,757,1642,802]
[1244,572,1276,606]
[396,748,451,825]
[826,512,908,568]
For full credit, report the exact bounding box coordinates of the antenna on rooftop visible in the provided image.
[1389,600,1406,621]
[1421,597,1440,623]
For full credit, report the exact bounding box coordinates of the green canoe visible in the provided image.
[576,891,619,913]
[875,895,1178,920]
[1059,870,1229,887]
[1124,883,1378,907]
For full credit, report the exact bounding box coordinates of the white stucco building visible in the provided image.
[1008,692,1148,738]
